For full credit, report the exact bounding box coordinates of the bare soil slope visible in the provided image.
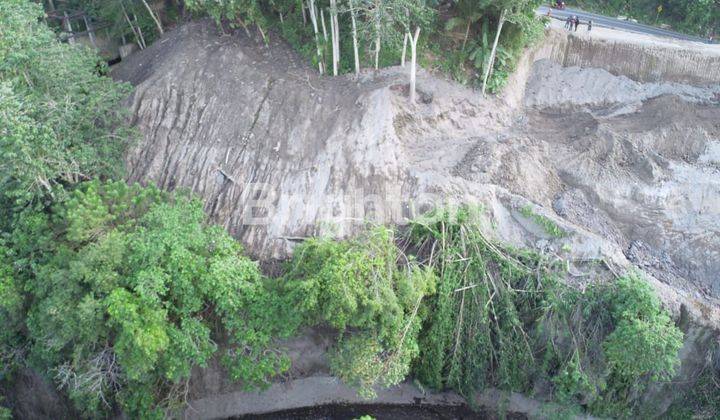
[520,60,720,297]
[114,20,720,299]
[114,20,517,260]
[113,20,720,417]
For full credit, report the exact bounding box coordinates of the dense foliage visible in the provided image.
[45,0,544,92]
[546,273,684,416]
[178,0,543,92]
[1,181,296,417]
[0,0,132,206]
[569,0,719,37]
[282,228,436,397]
[408,208,683,417]
[1,185,686,418]
[433,0,544,91]
[185,0,268,34]
[411,208,558,396]
[53,0,173,51]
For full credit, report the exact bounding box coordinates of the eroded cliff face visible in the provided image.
[118,21,414,260]
[116,20,520,262]
[532,29,720,85]
[521,59,720,298]
[502,27,720,108]
[112,20,720,417]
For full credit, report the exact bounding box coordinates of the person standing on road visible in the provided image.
[565,16,572,30]
[588,19,593,31]
[574,16,580,31]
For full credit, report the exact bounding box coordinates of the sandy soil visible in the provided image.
[518,60,720,297]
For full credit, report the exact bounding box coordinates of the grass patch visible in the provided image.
[520,205,567,238]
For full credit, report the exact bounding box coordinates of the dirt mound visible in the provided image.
[524,59,720,113]
[521,62,720,298]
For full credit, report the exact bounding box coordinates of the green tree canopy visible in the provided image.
[2,181,296,417]
[0,0,132,206]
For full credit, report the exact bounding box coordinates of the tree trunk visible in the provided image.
[349,0,360,76]
[308,0,324,74]
[176,0,185,19]
[321,9,328,44]
[328,9,336,75]
[321,8,330,72]
[257,23,267,43]
[334,7,340,74]
[122,2,145,49]
[121,4,136,42]
[302,0,307,25]
[135,15,148,49]
[47,0,56,11]
[373,0,381,70]
[374,35,380,70]
[335,16,340,76]
[482,9,506,96]
[409,27,420,103]
[140,0,164,35]
[401,8,410,66]
[330,0,339,76]
[83,15,97,49]
[401,32,408,67]
[462,21,471,51]
[238,20,251,38]
[63,12,76,44]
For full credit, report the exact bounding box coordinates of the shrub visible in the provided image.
[591,274,684,415]
[3,181,295,417]
[283,227,436,398]
[406,208,683,417]
[541,273,683,416]
[410,207,562,398]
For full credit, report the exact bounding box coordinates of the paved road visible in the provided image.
[538,5,714,44]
